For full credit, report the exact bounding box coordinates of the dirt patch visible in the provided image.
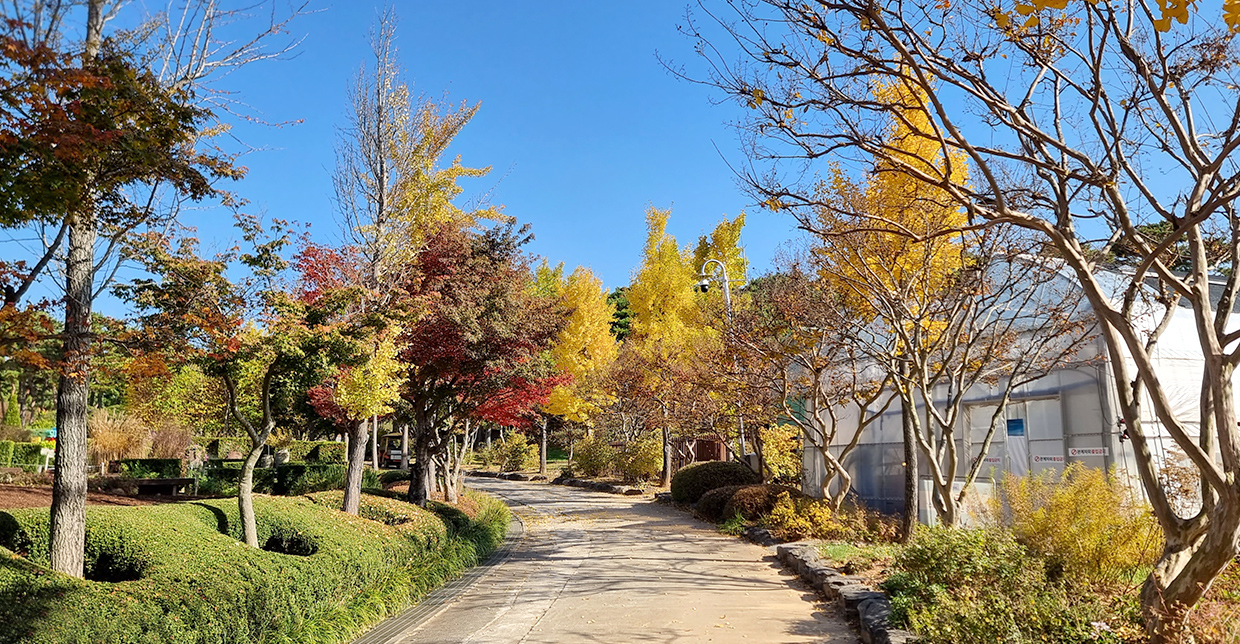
[0,485,156,509]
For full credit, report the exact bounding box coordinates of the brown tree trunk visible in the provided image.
[238,441,264,547]
[900,399,920,542]
[407,433,434,507]
[399,423,409,470]
[1141,506,1240,643]
[342,420,369,515]
[660,425,672,488]
[49,214,97,578]
[49,0,105,580]
[539,417,548,476]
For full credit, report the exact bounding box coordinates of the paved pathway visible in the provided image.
[382,477,855,644]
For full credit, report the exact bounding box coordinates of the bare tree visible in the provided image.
[683,0,1240,637]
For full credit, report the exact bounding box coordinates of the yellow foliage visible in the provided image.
[543,266,618,424]
[335,328,404,421]
[1007,0,1239,32]
[813,79,969,333]
[992,463,1162,586]
[763,492,899,542]
[627,207,703,355]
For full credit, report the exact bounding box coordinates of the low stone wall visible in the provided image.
[775,543,919,644]
[551,475,644,496]
[466,470,548,482]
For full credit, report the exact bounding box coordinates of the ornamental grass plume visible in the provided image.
[87,409,151,469]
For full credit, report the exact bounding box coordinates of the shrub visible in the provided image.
[762,492,897,542]
[616,436,662,483]
[759,424,801,482]
[10,442,47,470]
[87,409,149,466]
[195,463,376,496]
[0,490,509,644]
[571,435,616,478]
[378,469,412,486]
[286,440,347,463]
[724,484,806,521]
[993,463,1161,586]
[471,443,496,467]
[695,485,749,522]
[496,433,538,472]
[0,441,13,468]
[670,460,761,504]
[190,436,248,459]
[114,459,182,479]
[882,526,1118,644]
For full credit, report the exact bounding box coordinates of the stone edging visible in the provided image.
[465,470,547,482]
[550,475,645,496]
[775,543,918,644]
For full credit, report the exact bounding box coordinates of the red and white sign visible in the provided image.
[1032,455,1065,464]
[982,457,1002,465]
[1068,447,1109,457]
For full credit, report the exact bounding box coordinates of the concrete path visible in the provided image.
[388,478,855,644]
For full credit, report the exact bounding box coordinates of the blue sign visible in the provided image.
[1006,419,1026,437]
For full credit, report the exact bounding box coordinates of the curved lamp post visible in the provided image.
[698,259,749,466]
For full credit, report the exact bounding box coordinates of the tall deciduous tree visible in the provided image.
[541,265,619,473]
[626,207,705,486]
[120,217,352,548]
[0,0,306,577]
[688,0,1240,636]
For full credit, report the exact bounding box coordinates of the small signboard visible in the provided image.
[1068,447,1109,457]
[1006,418,1026,437]
[1032,455,1066,463]
[983,456,1002,464]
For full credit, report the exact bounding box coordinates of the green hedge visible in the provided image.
[0,491,510,644]
[0,441,13,468]
[190,438,346,464]
[113,459,182,479]
[10,443,47,471]
[286,441,347,464]
[198,464,378,497]
[670,460,762,504]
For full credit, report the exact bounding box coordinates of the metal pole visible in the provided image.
[700,259,745,464]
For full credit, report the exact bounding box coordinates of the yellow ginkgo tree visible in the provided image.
[326,328,404,516]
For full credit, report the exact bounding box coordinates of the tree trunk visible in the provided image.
[342,420,368,515]
[1141,506,1240,643]
[370,414,378,468]
[238,441,265,547]
[539,417,548,476]
[407,434,434,507]
[399,423,409,470]
[49,213,97,578]
[660,425,672,488]
[900,400,920,542]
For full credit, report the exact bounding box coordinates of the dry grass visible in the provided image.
[87,409,151,467]
[148,420,192,459]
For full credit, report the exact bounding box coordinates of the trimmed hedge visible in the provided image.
[113,459,182,479]
[286,440,347,464]
[0,490,510,644]
[0,441,13,467]
[190,437,347,464]
[9,443,47,471]
[198,463,379,497]
[694,485,749,522]
[670,460,761,504]
[723,484,807,521]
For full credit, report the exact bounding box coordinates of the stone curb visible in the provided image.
[464,470,547,482]
[775,543,919,644]
[550,475,645,496]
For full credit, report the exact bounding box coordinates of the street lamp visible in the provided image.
[698,259,749,467]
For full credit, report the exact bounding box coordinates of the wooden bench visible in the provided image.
[133,477,198,497]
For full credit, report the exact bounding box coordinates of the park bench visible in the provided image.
[132,477,198,497]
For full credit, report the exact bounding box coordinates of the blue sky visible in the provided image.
[197,1,797,291]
